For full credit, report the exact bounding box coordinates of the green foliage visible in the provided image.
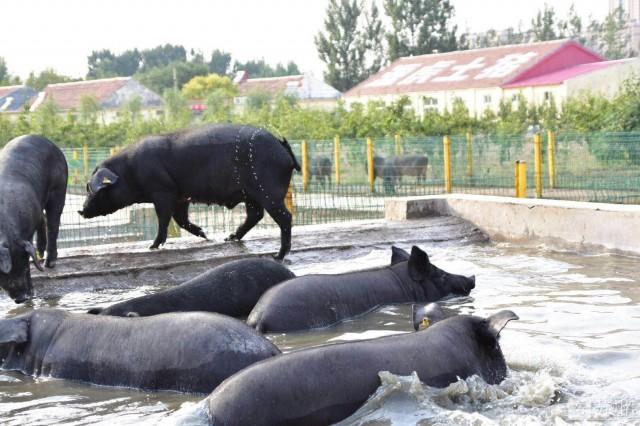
[136,61,210,93]
[26,69,76,91]
[384,0,458,60]
[209,50,232,75]
[79,95,102,125]
[0,57,21,85]
[531,4,559,41]
[181,74,237,99]
[315,0,384,92]
[233,59,301,78]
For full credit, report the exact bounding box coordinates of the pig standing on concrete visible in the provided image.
[309,156,332,187]
[0,135,67,303]
[78,125,300,259]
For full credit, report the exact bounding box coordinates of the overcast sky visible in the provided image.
[1,0,609,80]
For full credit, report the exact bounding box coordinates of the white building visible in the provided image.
[343,40,640,116]
[31,77,164,123]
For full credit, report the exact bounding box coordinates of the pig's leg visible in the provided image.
[44,194,65,268]
[226,200,264,241]
[173,201,207,239]
[36,215,47,259]
[150,195,175,249]
[264,201,292,260]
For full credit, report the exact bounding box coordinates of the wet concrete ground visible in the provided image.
[30,217,486,299]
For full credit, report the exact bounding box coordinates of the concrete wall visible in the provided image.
[386,194,640,255]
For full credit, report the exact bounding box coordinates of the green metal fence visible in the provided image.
[57,132,640,249]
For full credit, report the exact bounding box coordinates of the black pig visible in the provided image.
[78,125,300,259]
[0,135,68,303]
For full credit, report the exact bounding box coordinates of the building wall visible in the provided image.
[566,59,640,98]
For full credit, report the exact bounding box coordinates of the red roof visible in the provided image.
[503,59,635,88]
[237,75,304,96]
[41,77,129,110]
[345,40,603,96]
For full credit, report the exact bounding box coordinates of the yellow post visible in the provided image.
[466,132,473,178]
[443,135,452,193]
[534,133,543,198]
[301,140,309,192]
[285,182,295,216]
[547,130,556,189]
[82,145,89,178]
[394,134,402,156]
[514,161,519,197]
[72,149,79,161]
[367,137,375,193]
[516,161,527,198]
[333,135,341,185]
[109,147,116,156]
[167,219,181,238]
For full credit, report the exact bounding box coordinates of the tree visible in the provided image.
[0,57,21,85]
[209,50,232,75]
[384,0,458,61]
[531,5,559,42]
[315,0,383,92]
[140,44,187,71]
[163,89,191,127]
[79,95,102,124]
[598,7,633,59]
[233,59,301,78]
[181,74,237,99]
[136,61,210,93]
[26,69,75,91]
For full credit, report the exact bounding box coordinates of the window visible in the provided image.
[423,96,438,106]
[483,94,492,104]
[511,94,518,102]
[544,91,552,101]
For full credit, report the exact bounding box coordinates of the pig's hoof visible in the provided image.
[149,244,160,250]
[45,259,56,269]
[225,234,239,242]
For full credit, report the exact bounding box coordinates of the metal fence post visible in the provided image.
[395,134,402,156]
[82,145,89,178]
[516,161,527,197]
[534,133,543,198]
[466,132,473,179]
[301,140,309,192]
[367,137,375,193]
[547,130,556,189]
[443,135,452,193]
[334,135,341,185]
[285,181,295,215]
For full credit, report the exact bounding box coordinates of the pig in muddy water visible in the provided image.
[87,257,295,318]
[78,124,300,259]
[207,308,518,425]
[0,309,280,393]
[0,135,68,303]
[247,246,476,332]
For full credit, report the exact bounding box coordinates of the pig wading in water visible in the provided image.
[0,309,280,393]
[0,135,67,303]
[247,246,476,333]
[207,308,518,425]
[78,124,300,259]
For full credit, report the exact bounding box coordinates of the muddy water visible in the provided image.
[1,242,639,425]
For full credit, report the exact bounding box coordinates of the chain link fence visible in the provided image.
[56,132,640,249]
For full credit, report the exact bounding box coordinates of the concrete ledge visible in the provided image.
[386,194,640,255]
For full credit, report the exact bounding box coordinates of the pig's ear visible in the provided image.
[0,244,11,274]
[408,246,431,281]
[412,303,447,331]
[486,310,519,339]
[391,246,410,265]
[23,241,44,272]
[0,317,28,344]
[89,168,119,194]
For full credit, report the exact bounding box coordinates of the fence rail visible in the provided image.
[55,131,640,249]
